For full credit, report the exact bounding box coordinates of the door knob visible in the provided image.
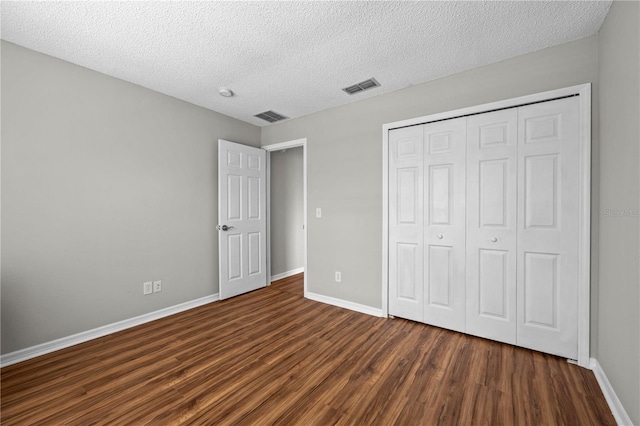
[217,224,234,231]
[491,237,498,242]
[437,234,443,239]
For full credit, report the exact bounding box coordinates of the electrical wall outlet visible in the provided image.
[143,281,153,295]
[316,208,322,218]
[153,280,162,293]
[335,271,342,283]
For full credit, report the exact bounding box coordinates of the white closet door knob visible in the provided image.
[491,237,498,242]
[437,234,443,239]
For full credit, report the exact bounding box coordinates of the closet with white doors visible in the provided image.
[388,93,586,361]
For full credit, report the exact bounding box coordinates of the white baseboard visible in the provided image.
[1,293,220,368]
[590,358,634,425]
[270,267,304,282]
[305,291,384,318]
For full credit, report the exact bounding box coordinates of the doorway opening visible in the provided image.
[264,138,308,296]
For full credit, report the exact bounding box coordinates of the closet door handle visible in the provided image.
[491,237,498,242]
[437,234,443,239]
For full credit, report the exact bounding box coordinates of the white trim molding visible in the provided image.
[382,84,592,367]
[1,293,219,368]
[576,84,592,368]
[271,267,305,282]
[306,291,384,318]
[591,358,634,425]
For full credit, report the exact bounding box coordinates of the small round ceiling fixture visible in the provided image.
[219,88,234,98]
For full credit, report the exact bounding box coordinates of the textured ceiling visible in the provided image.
[1,1,611,127]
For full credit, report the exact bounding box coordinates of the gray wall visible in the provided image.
[597,1,640,423]
[261,36,600,321]
[269,147,304,277]
[1,41,260,354]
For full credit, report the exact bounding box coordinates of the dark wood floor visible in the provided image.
[1,273,614,425]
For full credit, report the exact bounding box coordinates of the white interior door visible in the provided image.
[389,126,424,322]
[218,140,267,300]
[466,109,518,344]
[423,118,467,332]
[516,97,580,359]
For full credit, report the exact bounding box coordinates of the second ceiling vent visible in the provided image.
[254,110,289,123]
[342,78,381,95]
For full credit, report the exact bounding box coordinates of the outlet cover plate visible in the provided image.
[143,281,153,295]
[153,280,162,293]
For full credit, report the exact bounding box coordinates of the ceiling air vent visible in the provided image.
[254,110,289,123]
[342,78,381,95]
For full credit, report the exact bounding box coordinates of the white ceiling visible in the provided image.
[1,1,611,127]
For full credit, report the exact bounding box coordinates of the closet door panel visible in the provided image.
[427,245,452,306]
[478,249,509,316]
[517,97,580,359]
[389,126,424,322]
[424,118,466,332]
[466,109,517,344]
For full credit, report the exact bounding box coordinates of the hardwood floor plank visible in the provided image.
[1,273,615,425]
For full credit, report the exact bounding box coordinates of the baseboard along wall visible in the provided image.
[590,358,634,426]
[0,293,219,368]
[305,291,384,318]
[270,267,304,282]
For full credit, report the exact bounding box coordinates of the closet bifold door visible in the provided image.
[388,126,424,322]
[423,118,467,333]
[466,109,518,345]
[516,97,580,360]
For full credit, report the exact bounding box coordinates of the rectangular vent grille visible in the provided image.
[342,78,381,95]
[254,110,289,123]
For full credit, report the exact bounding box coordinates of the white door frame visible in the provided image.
[263,138,308,296]
[382,84,591,368]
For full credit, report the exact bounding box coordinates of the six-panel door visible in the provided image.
[218,140,267,300]
[389,126,424,322]
[516,97,580,359]
[466,109,518,344]
[423,118,467,333]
